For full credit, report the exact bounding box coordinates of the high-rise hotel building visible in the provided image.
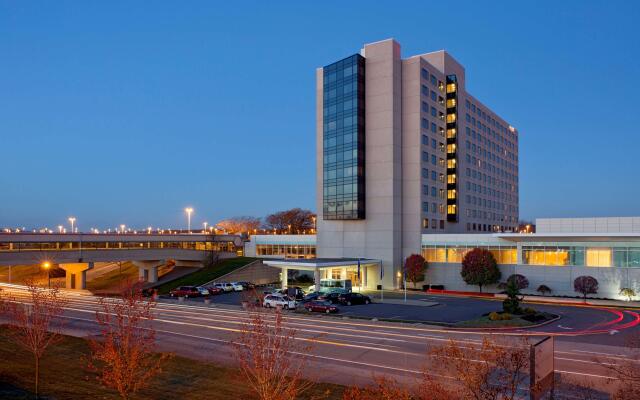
[315,39,519,287]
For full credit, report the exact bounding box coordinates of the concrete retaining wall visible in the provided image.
[209,260,280,286]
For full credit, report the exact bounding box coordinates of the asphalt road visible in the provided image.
[2,284,638,396]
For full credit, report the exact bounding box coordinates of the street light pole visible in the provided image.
[42,261,51,289]
[185,208,194,233]
[68,217,76,233]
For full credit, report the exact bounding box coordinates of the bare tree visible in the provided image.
[88,281,170,399]
[425,337,530,400]
[0,280,67,398]
[601,335,640,399]
[264,208,316,233]
[233,305,314,400]
[216,216,262,234]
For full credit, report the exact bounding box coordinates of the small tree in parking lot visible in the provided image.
[460,248,501,293]
[233,306,315,400]
[405,254,427,289]
[574,276,598,302]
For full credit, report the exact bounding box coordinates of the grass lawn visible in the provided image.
[453,312,557,328]
[86,262,139,294]
[0,329,344,400]
[155,257,257,294]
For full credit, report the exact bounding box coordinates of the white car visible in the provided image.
[263,294,296,310]
[213,282,234,292]
[230,282,244,292]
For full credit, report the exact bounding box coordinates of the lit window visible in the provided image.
[446,113,457,123]
[447,128,456,139]
[447,159,457,169]
[447,204,457,214]
[447,189,457,199]
[446,98,456,108]
[447,144,457,154]
[446,83,457,93]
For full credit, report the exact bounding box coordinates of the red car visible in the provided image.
[169,286,200,298]
[205,286,224,295]
[305,300,339,314]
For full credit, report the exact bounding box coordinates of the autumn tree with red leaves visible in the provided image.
[460,248,501,292]
[88,281,169,399]
[404,254,427,289]
[233,305,314,400]
[0,280,67,398]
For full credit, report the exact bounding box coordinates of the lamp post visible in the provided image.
[185,207,193,233]
[312,216,316,233]
[42,261,51,289]
[57,225,63,234]
[68,217,76,233]
[203,221,208,233]
[120,224,126,234]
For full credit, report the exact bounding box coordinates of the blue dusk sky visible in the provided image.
[1,1,639,230]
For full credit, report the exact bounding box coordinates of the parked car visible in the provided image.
[230,282,244,292]
[338,292,371,306]
[302,291,323,303]
[196,287,210,296]
[169,286,201,298]
[235,281,255,290]
[212,282,234,292]
[263,294,296,310]
[305,300,339,314]
[205,286,224,295]
[320,292,342,304]
[285,287,306,300]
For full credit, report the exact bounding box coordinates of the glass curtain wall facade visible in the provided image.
[322,54,366,220]
[522,245,640,268]
[445,75,459,222]
[422,244,517,265]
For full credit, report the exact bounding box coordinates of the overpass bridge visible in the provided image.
[0,233,243,289]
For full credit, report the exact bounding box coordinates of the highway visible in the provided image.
[1,284,637,396]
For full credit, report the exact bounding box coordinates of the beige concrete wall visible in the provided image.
[317,39,403,289]
[424,263,640,300]
[209,260,280,286]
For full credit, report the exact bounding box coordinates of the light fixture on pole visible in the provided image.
[120,224,125,234]
[42,261,51,289]
[185,207,194,233]
[58,225,63,234]
[68,217,76,233]
[203,221,208,233]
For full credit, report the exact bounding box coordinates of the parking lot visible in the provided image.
[159,287,497,324]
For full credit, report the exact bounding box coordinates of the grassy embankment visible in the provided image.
[0,329,343,399]
[154,257,257,294]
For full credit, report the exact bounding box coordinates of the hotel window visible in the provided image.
[423,218,429,228]
[430,74,437,86]
[421,68,429,80]
[438,81,445,92]
[421,118,428,129]
[431,219,437,229]
[439,142,445,152]
[431,107,437,117]
[431,91,437,101]
[431,123,437,133]
[447,189,457,199]
[421,85,429,96]
[447,174,456,184]
[586,248,612,267]
[422,135,428,145]
[422,101,429,112]
[438,96,445,105]
[446,113,457,123]
[447,128,456,139]
[431,139,437,149]
[446,82,457,93]
[447,204,457,214]
[447,159,457,169]
[446,98,456,108]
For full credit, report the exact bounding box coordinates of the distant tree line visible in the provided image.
[215,208,316,234]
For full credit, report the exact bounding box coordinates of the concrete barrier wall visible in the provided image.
[423,263,640,300]
[210,260,280,286]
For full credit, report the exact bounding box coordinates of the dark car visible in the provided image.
[302,292,323,303]
[305,300,339,314]
[169,286,201,298]
[205,286,224,295]
[320,292,342,304]
[337,293,371,306]
[236,281,255,290]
